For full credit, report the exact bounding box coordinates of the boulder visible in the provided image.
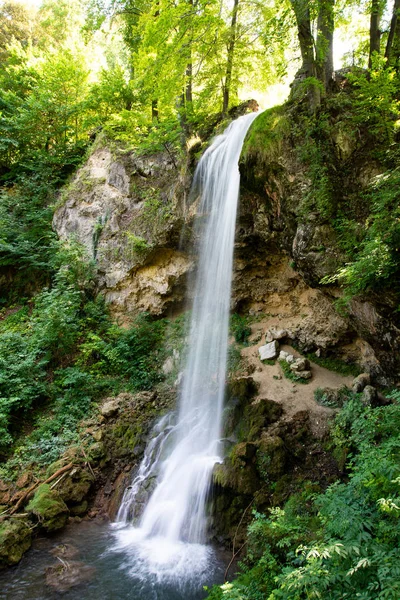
[259,341,279,361]
[0,520,32,567]
[26,484,69,532]
[46,561,96,592]
[296,370,312,380]
[100,399,120,418]
[352,372,370,393]
[290,357,310,371]
[265,327,290,342]
[256,435,287,481]
[361,385,377,406]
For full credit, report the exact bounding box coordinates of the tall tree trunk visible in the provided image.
[385,0,400,68]
[290,0,315,77]
[369,0,382,68]
[152,99,159,121]
[185,61,193,106]
[290,0,320,111]
[316,0,335,90]
[222,0,239,116]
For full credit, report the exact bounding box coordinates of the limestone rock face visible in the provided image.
[292,223,345,286]
[53,139,191,319]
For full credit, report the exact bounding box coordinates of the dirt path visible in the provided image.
[241,321,355,438]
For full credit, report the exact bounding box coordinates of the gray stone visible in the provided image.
[279,350,289,361]
[265,327,288,342]
[361,385,376,406]
[352,373,370,393]
[259,341,279,361]
[100,400,120,418]
[290,357,310,371]
[162,356,174,375]
[296,370,312,380]
[285,354,295,364]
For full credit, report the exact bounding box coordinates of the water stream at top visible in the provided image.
[112,111,259,590]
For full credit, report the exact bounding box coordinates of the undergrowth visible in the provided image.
[207,391,400,600]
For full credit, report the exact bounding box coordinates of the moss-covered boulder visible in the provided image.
[26,484,69,532]
[57,468,93,506]
[256,434,287,481]
[0,519,32,567]
[240,398,283,441]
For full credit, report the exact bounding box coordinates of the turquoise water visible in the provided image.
[0,520,227,600]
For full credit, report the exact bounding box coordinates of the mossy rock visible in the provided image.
[26,484,69,532]
[231,442,257,467]
[213,460,259,495]
[0,519,32,567]
[57,469,93,505]
[256,435,287,481]
[226,377,259,402]
[240,399,283,441]
[69,501,88,516]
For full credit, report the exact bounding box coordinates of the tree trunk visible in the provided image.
[290,0,315,77]
[385,0,400,68]
[369,0,382,68]
[290,0,320,111]
[222,0,239,116]
[316,0,335,90]
[152,99,159,121]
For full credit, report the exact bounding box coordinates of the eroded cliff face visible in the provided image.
[53,112,399,381]
[53,139,192,323]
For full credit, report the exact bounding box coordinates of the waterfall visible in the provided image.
[112,111,258,585]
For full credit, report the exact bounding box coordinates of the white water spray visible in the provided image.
[112,111,258,582]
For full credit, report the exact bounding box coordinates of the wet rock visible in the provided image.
[231,442,257,465]
[46,561,96,592]
[69,501,88,516]
[50,543,79,559]
[352,372,370,393]
[26,484,69,532]
[0,520,32,567]
[100,399,120,418]
[259,340,279,361]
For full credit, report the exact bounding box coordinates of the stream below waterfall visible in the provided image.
[0,520,229,599]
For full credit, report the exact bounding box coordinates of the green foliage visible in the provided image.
[314,385,354,408]
[242,106,290,164]
[0,236,185,467]
[324,167,400,296]
[125,232,151,256]
[230,314,252,345]
[208,395,400,600]
[305,353,360,377]
[348,57,400,142]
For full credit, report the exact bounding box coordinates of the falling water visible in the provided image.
[112,111,259,589]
